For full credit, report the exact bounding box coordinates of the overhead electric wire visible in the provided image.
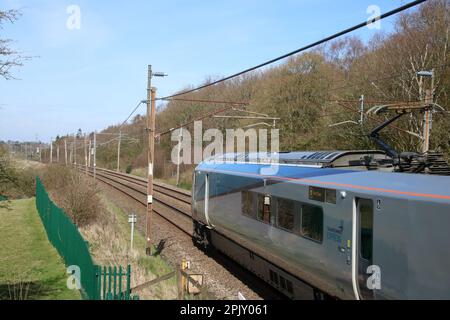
[160,0,427,100]
[155,70,433,138]
[156,104,237,137]
[85,0,439,151]
[335,101,417,136]
[158,97,249,105]
[119,100,145,129]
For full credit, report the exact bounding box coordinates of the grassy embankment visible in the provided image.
[79,195,179,299]
[0,198,81,300]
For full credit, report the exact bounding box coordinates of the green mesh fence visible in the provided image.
[35,177,138,300]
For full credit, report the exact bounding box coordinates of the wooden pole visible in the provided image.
[146,65,155,255]
[73,134,76,165]
[176,129,182,186]
[50,138,53,164]
[88,140,91,167]
[93,131,97,181]
[117,131,121,172]
[65,139,68,165]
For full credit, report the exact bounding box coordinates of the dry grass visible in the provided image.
[80,195,178,300]
[42,166,101,227]
[42,166,180,299]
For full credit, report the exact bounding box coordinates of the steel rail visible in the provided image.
[79,167,192,235]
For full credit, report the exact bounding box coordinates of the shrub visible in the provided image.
[42,166,101,227]
[0,146,37,200]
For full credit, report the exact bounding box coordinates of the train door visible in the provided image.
[352,198,374,300]
[204,173,214,228]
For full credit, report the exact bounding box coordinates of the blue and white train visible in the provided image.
[191,151,450,299]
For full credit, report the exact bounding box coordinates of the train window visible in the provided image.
[194,171,206,201]
[301,204,323,242]
[359,200,373,261]
[277,198,295,231]
[309,186,325,202]
[325,189,336,204]
[279,275,287,290]
[286,279,294,294]
[269,270,279,285]
[241,191,255,218]
[257,194,271,224]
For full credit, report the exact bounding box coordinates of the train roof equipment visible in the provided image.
[205,150,390,170]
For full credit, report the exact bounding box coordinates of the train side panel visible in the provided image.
[193,169,355,299]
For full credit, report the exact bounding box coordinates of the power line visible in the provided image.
[156,104,236,137]
[160,0,427,100]
[154,71,432,138]
[158,97,249,105]
[119,100,145,129]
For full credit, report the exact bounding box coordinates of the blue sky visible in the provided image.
[0,0,412,142]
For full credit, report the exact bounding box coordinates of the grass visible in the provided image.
[105,199,174,276]
[0,198,81,300]
[79,195,178,299]
[130,167,146,178]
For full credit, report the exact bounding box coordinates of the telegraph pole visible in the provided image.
[57,142,60,163]
[70,143,73,164]
[418,69,435,153]
[50,138,53,163]
[84,134,88,175]
[88,139,92,167]
[93,131,97,181]
[176,128,182,186]
[359,95,365,125]
[73,134,76,165]
[144,65,167,255]
[146,65,154,256]
[117,131,122,172]
[65,139,68,165]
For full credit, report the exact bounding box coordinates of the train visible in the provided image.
[191,150,450,299]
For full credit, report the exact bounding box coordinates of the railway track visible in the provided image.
[76,165,192,235]
[75,164,285,299]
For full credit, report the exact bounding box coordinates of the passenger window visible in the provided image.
[359,200,373,261]
[277,198,295,231]
[241,191,255,218]
[325,189,336,204]
[257,194,271,224]
[269,270,279,285]
[301,204,323,242]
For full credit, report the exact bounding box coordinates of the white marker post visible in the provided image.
[128,213,137,252]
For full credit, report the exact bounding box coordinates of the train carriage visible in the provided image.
[192,151,450,299]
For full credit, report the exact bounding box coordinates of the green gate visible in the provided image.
[35,177,138,300]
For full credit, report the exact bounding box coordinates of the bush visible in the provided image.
[126,164,132,174]
[0,146,37,201]
[42,166,101,227]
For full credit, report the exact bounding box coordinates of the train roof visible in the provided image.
[203,150,389,168]
[196,159,450,202]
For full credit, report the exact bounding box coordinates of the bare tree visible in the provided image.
[0,9,29,80]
